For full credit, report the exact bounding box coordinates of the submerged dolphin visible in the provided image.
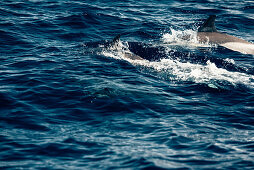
[197,15,254,55]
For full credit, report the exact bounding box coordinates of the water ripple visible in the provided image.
[0,0,254,169]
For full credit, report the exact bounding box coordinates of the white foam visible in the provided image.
[139,59,253,87]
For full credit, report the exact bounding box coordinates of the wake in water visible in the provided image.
[98,29,254,90]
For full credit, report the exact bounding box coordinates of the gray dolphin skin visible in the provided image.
[197,15,254,55]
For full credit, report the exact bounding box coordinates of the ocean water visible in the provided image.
[0,0,254,169]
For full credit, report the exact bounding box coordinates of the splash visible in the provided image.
[141,59,254,88]
[161,28,215,48]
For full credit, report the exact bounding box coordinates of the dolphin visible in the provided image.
[197,15,254,55]
[107,34,249,73]
[109,34,145,61]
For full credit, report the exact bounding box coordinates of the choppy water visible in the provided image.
[1,0,254,169]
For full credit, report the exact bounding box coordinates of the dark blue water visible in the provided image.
[1,0,254,169]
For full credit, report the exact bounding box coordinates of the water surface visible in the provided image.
[0,0,254,169]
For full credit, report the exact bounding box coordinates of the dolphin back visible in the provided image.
[198,15,218,32]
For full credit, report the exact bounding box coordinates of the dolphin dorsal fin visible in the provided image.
[112,34,121,44]
[198,15,218,32]
[108,34,121,48]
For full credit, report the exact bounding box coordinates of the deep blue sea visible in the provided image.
[1,0,254,169]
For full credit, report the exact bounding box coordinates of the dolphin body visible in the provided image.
[197,15,254,55]
[109,34,145,61]
[107,34,249,73]
[109,15,254,60]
